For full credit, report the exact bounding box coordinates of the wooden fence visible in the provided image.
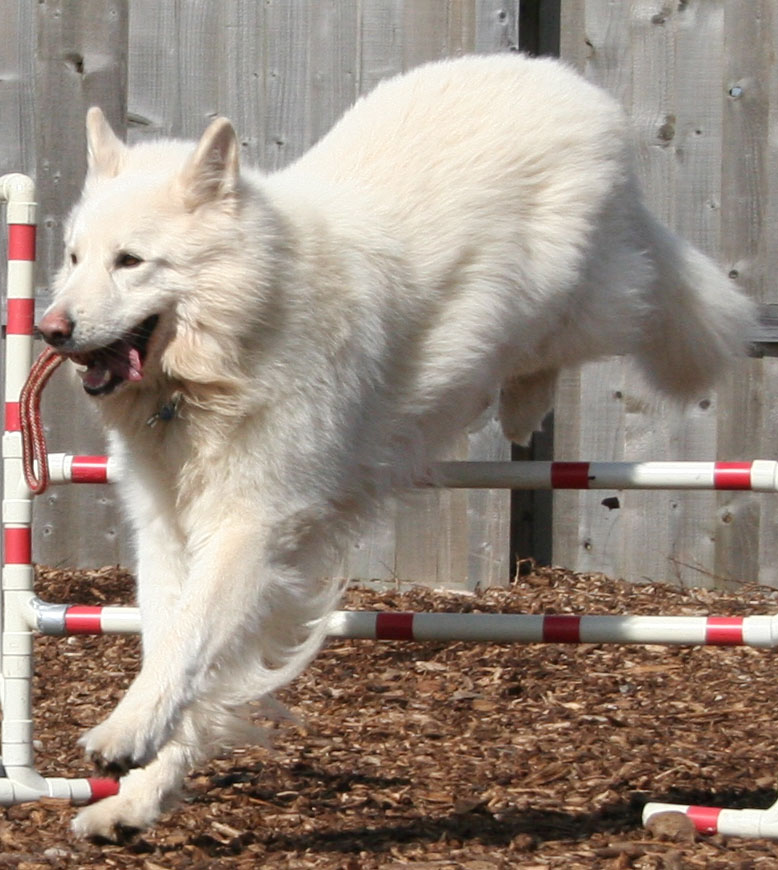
[0,0,774,590]
[556,0,778,589]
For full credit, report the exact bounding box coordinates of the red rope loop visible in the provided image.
[19,347,64,495]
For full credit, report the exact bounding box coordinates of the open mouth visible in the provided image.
[69,314,160,396]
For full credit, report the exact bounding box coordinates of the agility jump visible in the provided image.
[2,174,778,838]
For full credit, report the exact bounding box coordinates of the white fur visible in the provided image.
[42,54,754,839]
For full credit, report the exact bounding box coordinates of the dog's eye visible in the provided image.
[69,252,78,266]
[115,253,143,269]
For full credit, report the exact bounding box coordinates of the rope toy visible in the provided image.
[19,347,64,494]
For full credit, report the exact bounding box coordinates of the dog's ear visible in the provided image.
[178,117,240,210]
[85,107,125,178]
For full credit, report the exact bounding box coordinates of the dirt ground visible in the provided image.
[3,564,778,869]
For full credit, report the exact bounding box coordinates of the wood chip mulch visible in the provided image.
[3,564,778,868]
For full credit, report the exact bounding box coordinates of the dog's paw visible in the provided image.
[79,723,144,777]
[79,704,170,775]
[71,791,160,843]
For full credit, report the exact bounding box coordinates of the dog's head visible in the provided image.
[39,108,250,398]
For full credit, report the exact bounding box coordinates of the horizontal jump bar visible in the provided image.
[432,460,778,491]
[43,455,778,491]
[30,599,778,647]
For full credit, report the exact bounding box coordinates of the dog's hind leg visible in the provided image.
[498,369,557,445]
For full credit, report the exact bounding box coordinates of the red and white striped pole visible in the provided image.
[0,175,118,805]
[28,597,778,836]
[432,460,778,491]
[27,598,778,649]
[325,610,778,646]
[37,454,778,492]
[2,174,36,437]
[1,174,39,794]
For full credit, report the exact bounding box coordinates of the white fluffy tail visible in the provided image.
[636,206,757,399]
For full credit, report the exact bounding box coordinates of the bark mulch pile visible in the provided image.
[4,564,778,868]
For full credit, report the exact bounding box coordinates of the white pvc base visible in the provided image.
[644,800,778,839]
[0,768,114,805]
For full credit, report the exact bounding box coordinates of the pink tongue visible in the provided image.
[81,342,144,390]
[127,347,143,382]
[110,340,143,382]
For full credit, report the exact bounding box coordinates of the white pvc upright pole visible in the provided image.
[0,173,47,796]
[0,176,119,805]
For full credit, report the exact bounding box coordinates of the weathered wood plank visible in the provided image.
[330,0,514,590]
[36,0,128,271]
[340,0,407,583]
[0,1,36,179]
[0,3,37,363]
[554,0,759,588]
[753,2,778,586]
[558,0,586,70]
[554,0,632,580]
[361,0,514,590]
[475,0,519,53]
[382,1,472,587]
[621,2,717,588]
[664,1,735,589]
[33,0,131,568]
[263,2,322,167]
[127,0,221,141]
[714,0,774,588]
[548,0,583,580]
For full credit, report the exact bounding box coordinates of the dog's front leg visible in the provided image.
[80,519,292,775]
[72,690,274,840]
[134,513,188,656]
[72,735,194,841]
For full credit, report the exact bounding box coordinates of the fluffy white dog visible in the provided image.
[38,53,754,839]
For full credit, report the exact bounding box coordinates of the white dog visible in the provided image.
[38,53,754,839]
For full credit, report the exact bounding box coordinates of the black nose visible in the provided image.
[38,309,74,348]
